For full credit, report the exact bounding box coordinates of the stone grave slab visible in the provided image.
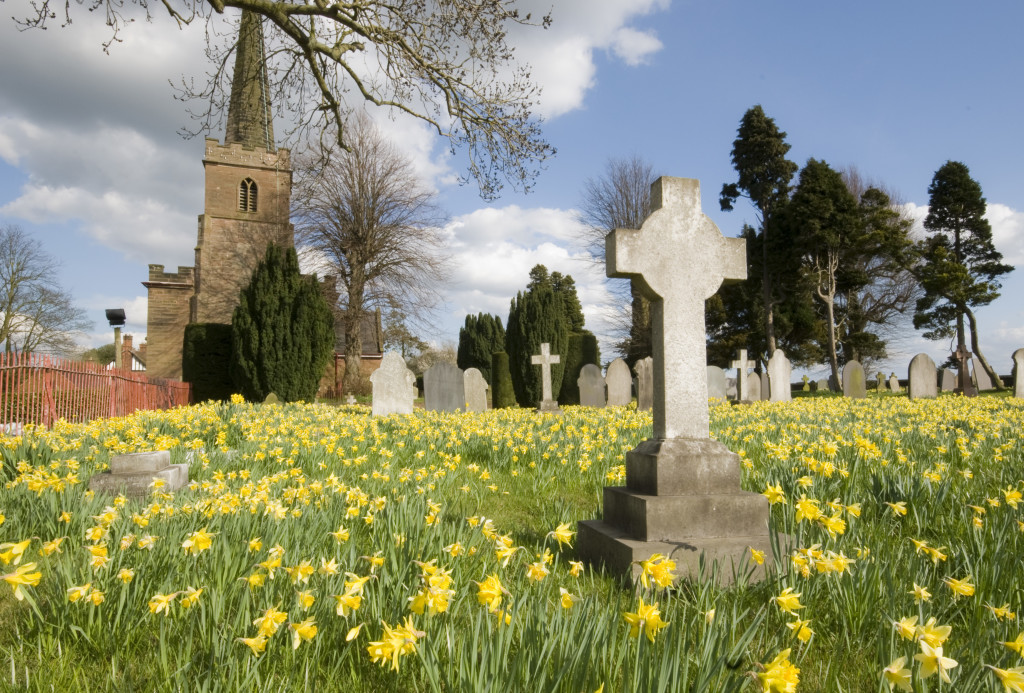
[815,379,829,393]
[725,377,737,399]
[371,352,416,416]
[707,366,727,400]
[889,373,900,393]
[1013,349,1024,398]
[635,357,654,411]
[747,372,762,401]
[606,358,632,406]
[940,368,956,392]
[842,360,867,399]
[90,450,188,497]
[464,368,489,412]
[578,364,606,408]
[425,362,466,412]
[767,350,792,402]
[908,354,937,400]
[972,364,993,392]
[730,349,755,402]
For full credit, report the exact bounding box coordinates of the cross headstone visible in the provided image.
[577,176,772,586]
[532,343,562,413]
[888,373,900,393]
[876,372,887,391]
[577,364,606,407]
[768,350,792,402]
[605,358,632,406]
[908,354,937,400]
[635,357,654,411]
[801,374,810,392]
[707,366,727,400]
[370,352,416,416]
[730,349,756,403]
[1013,348,1024,399]
[842,360,867,399]
[345,394,357,405]
[955,344,978,397]
[464,368,489,412]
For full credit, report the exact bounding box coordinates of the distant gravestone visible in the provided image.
[578,364,606,408]
[464,368,489,412]
[725,377,738,399]
[876,372,887,391]
[801,374,809,391]
[815,379,829,393]
[730,349,755,401]
[89,450,188,497]
[767,350,792,402]
[532,343,562,414]
[345,394,357,405]
[940,368,956,392]
[371,352,416,416]
[842,360,867,399]
[747,372,762,401]
[707,366,727,400]
[972,365,993,392]
[1013,349,1024,398]
[908,354,937,400]
[888,373,900,393]
[606,358,632,406]
[955,345,978,397]
[635,357,654,411]
[424,362,465,412]
[264,392,281,404]
[759,372,770,401]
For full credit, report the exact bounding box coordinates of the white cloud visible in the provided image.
[611,27,664,66]
[987,203,1024,266]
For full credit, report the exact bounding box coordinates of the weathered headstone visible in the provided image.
[908,354,937,400]
[747,372,762,401]
[767,350,792,402]
[577,176,772,585]
[370,352,416,416]
[842,360,867,399]
[606,358,632,406]
[888,373,900,393]
[707,366,727,400]
[424,362,466,412]
[532,343,562,414]
[940,368,956,392]
[730,349,755,402]
[972,364,993,392]
[1013,348,1024,398]
[264,392,281,404]
[758,372,770,401]
[801,374,809,391]
[635,357,654,411]
[955,344,978,397]
[815,378,829,393]
[463,368,489,412]
[725,377,738,399]
[89,450,188,497]
[876,372,887,391]
[577,364,606,408]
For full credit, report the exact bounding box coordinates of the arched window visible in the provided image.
[238,178,258,212]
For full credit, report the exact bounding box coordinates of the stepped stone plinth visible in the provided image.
[89,450,189,497]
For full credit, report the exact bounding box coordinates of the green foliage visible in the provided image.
[558,333,600,405]
[490,351,516,408]
[182,323,234,402]
[456,313,506,385]
[230,244,335,402]
[505,267,569,407]
[79,343,116,365]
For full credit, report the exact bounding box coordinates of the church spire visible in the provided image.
[225,10,275,150]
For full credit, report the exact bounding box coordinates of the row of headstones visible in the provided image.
[369,355,492,416]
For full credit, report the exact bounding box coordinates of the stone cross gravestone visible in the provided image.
[424,362,466,412]
[532,343,562,414]
[89,450,189,497]
[801,374,809,391]
[345,394,357,405]
[1013,348,1024,398]
[842,360,867,399]
[635,357,654,411]
[605,358,632,406]
[707,366,727,400]
[888,373,900,393]
[464,368,489,412]
[370,352,416,416]
[577,176,771,585]
[955,345,978,397]
[876,372,887,391]
[747,372,762,401]
[940,368,956,392]
[577,364,606,407]
[972,364,993,392]
[730,349,755,402]
[768,350,792,402]
[908,354,937,400]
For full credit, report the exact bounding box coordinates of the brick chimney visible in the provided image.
[121,334,134,370]
[138,340,147,366]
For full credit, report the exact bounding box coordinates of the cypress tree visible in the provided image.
[490,351,516,408]
[505,282,568,407]
[230,244,335,402]
[457,313,505,384]
[558,332,600,405]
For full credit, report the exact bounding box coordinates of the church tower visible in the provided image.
[144,10,293,379]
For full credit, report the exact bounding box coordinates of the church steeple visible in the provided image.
[225,10,275,150]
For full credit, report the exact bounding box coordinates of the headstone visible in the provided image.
[707,366,727,400]
[577,364,606,408]
[907,354,938,400]
[577,176,772,586]
[842,360,867,399]
[767,351,792,402]
[1013,348,1024,398]
[758,372,770,401]
[532,343,562,414]
[605,358,632,406]
[463,368,489,412]
[828,374,842,392]
[730,349,755,402]
[876,372,887,391]
[370,352,416,416]
[972,364,993,392]
[888,373,900,393]
[747,373,762,401]
[815,379,829,393]
[89,450,188,497]
[940,368,956,392]
[264,392,281,404]
[424,362,466,412]
[635,357,654,411]
[801,375,809,392]
[725,377,737,399]
[954,344,978,397]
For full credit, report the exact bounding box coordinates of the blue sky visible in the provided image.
[1,0,1022,378]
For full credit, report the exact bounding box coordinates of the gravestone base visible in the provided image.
[537,400,564,415]
[89,450,189,497]
[577,437,776,586]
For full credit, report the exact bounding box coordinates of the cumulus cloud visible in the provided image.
[611,27,664,66]
[900,201,1024,267]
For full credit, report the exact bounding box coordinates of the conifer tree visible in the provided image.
[456,313,505,384]
[230,244,335,402]
[505,272,568,407]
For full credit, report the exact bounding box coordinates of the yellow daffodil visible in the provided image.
[253,607,288,637]
[773,587,803,615]
[885,501,908,517]
[238,634,267,656]
[548,522,575,548]
[568,560,584,577]
[290,619,318,649]
[180,586,203,609]
[786,618,813,643]
[988,665,1024,692]
[367,617,424,671]
[882,656,912,692]
[916,617,951,648]
[148,592,176,616]
[622,597,669,642]
[2,563,42,601]
[914,641,958,683]
[182,527,215,555]
[117,568,135,584]
[0,539,31,566]
[943,575,975,597]
[757,648,800,692]
[762,484,786,505]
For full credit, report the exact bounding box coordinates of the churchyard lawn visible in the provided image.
[1,394,1022,691]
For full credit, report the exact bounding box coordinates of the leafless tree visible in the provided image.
[12,0,553,199]
[292,115,450,394]
[0,224,92,356]
[577,155,657,364]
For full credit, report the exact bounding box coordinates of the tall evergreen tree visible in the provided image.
[914,161,1013,388]
[230,244,335,402]
[720,105,799,360]
[505,270,569,407]
[456,313,505,384]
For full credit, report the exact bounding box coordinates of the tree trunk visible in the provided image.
[817,282,841,389]
[343,277,365,395]
[965,306,1004,390]
[763,233,776,356]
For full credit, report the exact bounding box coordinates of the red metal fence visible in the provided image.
[0,352,191,428]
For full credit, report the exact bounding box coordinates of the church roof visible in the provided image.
[224,10,275,151]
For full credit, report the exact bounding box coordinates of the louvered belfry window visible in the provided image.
[239,178,258,212]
